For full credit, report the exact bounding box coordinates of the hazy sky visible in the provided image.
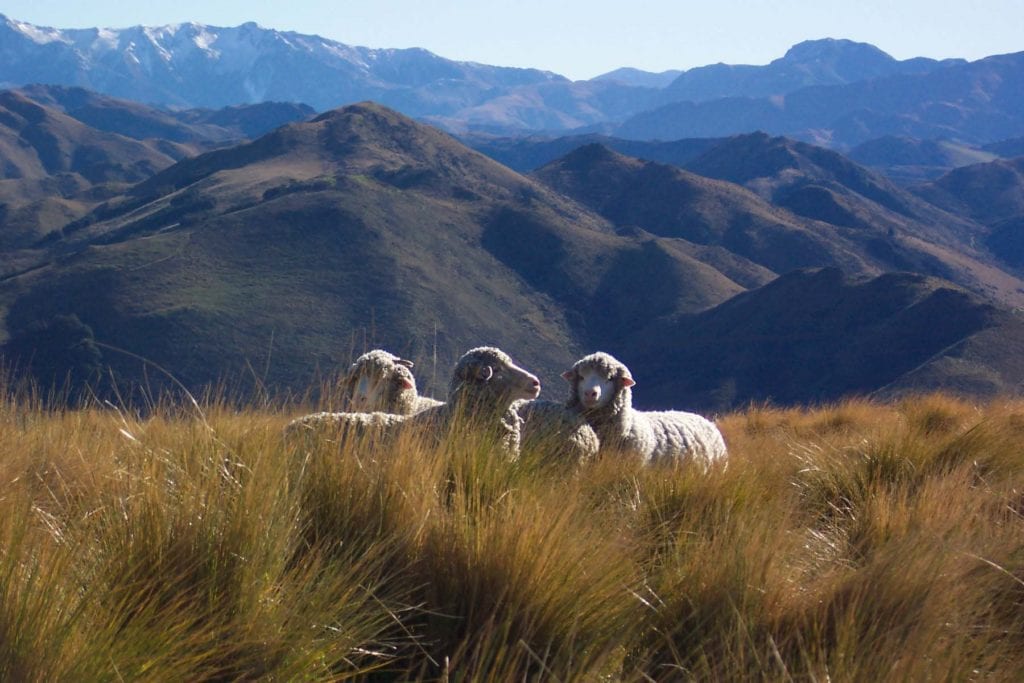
[3,1,1022,80]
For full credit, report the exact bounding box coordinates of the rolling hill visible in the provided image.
[846,136,998,184]
[16,84,315,145]
[2,101,1024,408]
[0,102,749,399]
[912,157,1024,270]
[532,137,1024,307]
[532,143,867,277]
[0,90,184,249]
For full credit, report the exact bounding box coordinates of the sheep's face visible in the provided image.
[346,357,415,411]
[470,361,541,402]
[349,370,388,410]
[506,364,542,401]
[569,365,635,411]
[454,348,541,403]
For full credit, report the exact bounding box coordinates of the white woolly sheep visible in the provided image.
[284,349,440,447]
[400,346,542,458]
[342,349,443,415]
[284,409,408,446]
[563,352,727,467]
[513,399,601,465]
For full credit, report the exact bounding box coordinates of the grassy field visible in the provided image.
[2,388,1024,681]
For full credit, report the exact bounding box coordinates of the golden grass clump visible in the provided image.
[2,388,1024,680]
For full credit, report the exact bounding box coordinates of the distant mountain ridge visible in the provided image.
[2,14,1019,146]
[616,51,1024,147]
[662,39,965,103]
[0,14,563,113]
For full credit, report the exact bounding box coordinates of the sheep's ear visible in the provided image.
[474,365,494,381]
[396,358,414,368]
[620,376,636,388]
[398,377,415,390]
[560,370,575,382]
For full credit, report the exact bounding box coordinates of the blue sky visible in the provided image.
[3,1,1022,80]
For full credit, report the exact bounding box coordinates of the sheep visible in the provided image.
[513,398,601,465]
[342,349,443,415]
[562,352,727,468]
[283,409,408,447]
[284,349,440,448]
[400,346,542,458]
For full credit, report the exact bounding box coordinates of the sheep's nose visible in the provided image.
[531,378,540,388]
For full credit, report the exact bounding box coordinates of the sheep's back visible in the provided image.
[643,410,727,466]
[284,411,409,447]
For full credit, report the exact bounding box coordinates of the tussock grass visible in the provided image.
[2,388,1024,679]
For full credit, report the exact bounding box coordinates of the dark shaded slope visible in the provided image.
[622,268,1024,412]
[463,133,721,173]
[913,157,1024,225]
[913,158,1024,271]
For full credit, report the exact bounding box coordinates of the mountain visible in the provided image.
[455,39,965,135]
[0,14,564,114]
[0,84,320,252]
[424,79,662,134]
[623,268,1024,411]
[984,137,1024,157]
[0,90,180,248]
[0,102,748,399]
[532,143,864,277]
[16,84,315,144]
[617,51,1024,148]
[847,136,997,184]
[591,67,684,88]
[532,140,1024,307]
[680,133,1024,304]
[684,133,975,238]
[3,101,1024,407]
[912,158,1024,270]
[463,133,722,173]
[913,157,1024,225]
[170,102,316,139]
[661,39,964,102]
[4,15,1009,143]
